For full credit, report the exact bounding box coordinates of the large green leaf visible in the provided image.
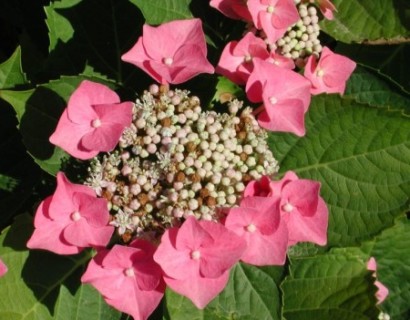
[0,46,27,89]
[0,214,121,320]
[129,0,193,25]
[268,95,410,247]
[44,0,148,88]
[281,250,379,320]
[165,263,283,320]
[344,66,410,115]
[320,0,410,43]
[0,75,115,175]
[366,217,410,319]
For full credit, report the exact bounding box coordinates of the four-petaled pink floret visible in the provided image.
[27,172,114,254]
[82,240,165,320]
[304,46,356,95]
[121,18,214,84]
[49,80,133,160]
[153,216,246,308]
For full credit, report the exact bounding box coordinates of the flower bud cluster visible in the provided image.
[276,1,322,65]
[86,86,279,241]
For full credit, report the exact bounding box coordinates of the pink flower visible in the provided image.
[243,175,275,197]
[247,0,299,42]
[0,259,7,277]
[317,0,337,20]
[224,197,288,266]
[153,216,246,308]
[121,19,214,84]
[304,46,356,95]
[246,59,311,136]
[50,80,133,160]
[271,171,328,246]
[267,52,295,69]
[82,240,165,320]
[210,0,252,21]
[367,257,389,304]
[216,32,270,85]
[27,172,114,254]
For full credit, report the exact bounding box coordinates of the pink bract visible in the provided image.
[367,257,389,304]
[0,259,7,277]
[49,80,133,160]
[267,52,295,69]
[317,0,337,20]
[304,46,356,95]
[224,197,288,266]
[216,32,270,85]
[27,172,114,254]
[244,175,275,197]
[153,216,246,308]
[246,59,311,136]
[121,19,214,84]
[247,0,299,42]
[210,0,252,21]
[82,240,165,320]
[271,171,328,246]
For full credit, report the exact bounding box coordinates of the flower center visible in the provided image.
[282,202,294,213]
[191,250,201,260]
[71,211,81,221]
[269,96,278,105]
[92,118,102,128]
[124,267,135,277]
[246,224,257,233]
[163,57,173,66]
[267,5,275,13]
[244,54,252,63]
[316,68,325,77]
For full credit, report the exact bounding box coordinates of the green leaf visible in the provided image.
[0,174,18,192]
[0,75,115,175]
[344,66,410,115]
[268,95,410,247]
[129,0,193,25]
[210,76,245,107]
[165,263,283,320]
[0,46,27,89]
[281,250,379,320]
[367,217,410,319]
[43,0,146,87]
[320,0,410,43]
[0,214,121,320]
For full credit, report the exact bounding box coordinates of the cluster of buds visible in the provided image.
[276,1,322,64]
[86,85,279,241]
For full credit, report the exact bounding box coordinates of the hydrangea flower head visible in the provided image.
[0,259,7,277]
[210,0,252,21]
[153,217,246,308]
[49,80,133,160]
[121,19,214,84]
[82,240,165,320]
[247,0,300,42]
[304,46,356,95]
[216,32,270,85]
[224,196,288,265]
[246,59,311,136]
[27,172,114,254]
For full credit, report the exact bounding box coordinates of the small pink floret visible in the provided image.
[49,80,133,160]
[367,257,389,304]
[121,19,214,84]
[27,172,114,254]
[81,240,165,320]
[304,46,356,95]
[210,0,253,21]
[317,0,337,20]
[153,216,246,308]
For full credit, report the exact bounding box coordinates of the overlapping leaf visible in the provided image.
[320,0,409,43]
[0,214,121,320]
[0,46,27,89]
[281,250,379,320]
[268,95,410,247]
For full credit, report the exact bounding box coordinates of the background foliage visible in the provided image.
[0,0,409,319]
